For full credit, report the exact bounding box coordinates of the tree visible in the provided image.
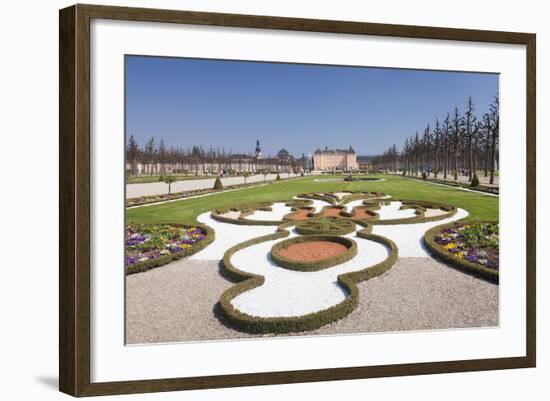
[144,137,156,175]
[442,113,451,179]
[450,107,463,180]
[260,168,269,181]
[433,118,441,177]
[158,139,167,175]
[481,113,492,177]
[489,95,500,184]
[463,97,477,179]
[242,171,251,184]
[191,146,202,175]
[414,131,420,175]
[164,175,176,194]
[422,124,431,175]
[126,135,139,176]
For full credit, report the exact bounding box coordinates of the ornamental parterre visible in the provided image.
[125,224,207,266]
[434,222,499,269]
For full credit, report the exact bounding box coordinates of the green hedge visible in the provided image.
[295,218,356,235]
[361,199,458,225]
[270,235,357,271]
[296,193,338,205]
[285,199,313,208]
[423,221,499,283]
[211,201,284,226]
[218,229,397,334]
[125,224,215,275]
[340,191,389,204]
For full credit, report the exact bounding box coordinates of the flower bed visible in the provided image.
[423,221,499,283]
[270,235,357,271]
[125,223,214,274]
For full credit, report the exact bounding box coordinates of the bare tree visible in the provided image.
[450,107,463,181]
[463,97,477,180]
[489,95,500,184]
[126,135,139,176]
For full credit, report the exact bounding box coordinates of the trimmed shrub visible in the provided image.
[421,171,427,179]
[470,173,480,187]
[270,235,357,271]
[211,201,284,226]
[295,218,356,236]
[218,229,398,334]
[276,173,281,181]
[362,199,457,225]
[213,176,224,190]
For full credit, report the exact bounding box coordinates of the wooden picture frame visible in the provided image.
[59,3,536,397]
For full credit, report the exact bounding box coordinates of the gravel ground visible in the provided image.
[126,173,301,198]
[126,256,498,344]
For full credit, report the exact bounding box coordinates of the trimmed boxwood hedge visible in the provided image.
[339,191,389,204]
[296,193,338,205]
[285,199,313,208]
[218,229,398,334]
[125,224,215,275]
[423,221,499,283]
[270,235,358,271]
[210,201,283,226]
[361,199,458,225]
[295,217,356,236]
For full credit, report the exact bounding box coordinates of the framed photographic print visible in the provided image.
[59,4,536,397]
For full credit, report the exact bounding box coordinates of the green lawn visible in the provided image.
[126,175,499,225]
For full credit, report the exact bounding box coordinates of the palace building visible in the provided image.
[313,146,357,171]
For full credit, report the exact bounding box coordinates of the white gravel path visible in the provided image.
[377,201,418,220]
[333,191,352,200]
[230,229,390,317]
[307,198,331,213]
[127,173,303,198]
[372,208,469,257]
[219,210,241,219]
[343,199,365,212]
[191,212,277,261]
[243,202,293,221]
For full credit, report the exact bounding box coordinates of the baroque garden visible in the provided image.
[125,173,499,343]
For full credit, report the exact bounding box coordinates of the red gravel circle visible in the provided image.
[277,241,348,262]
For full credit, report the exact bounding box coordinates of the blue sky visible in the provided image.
[125,55,498,156]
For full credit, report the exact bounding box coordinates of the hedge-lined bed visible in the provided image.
[361,199,458,225]
[423,221,499,283]
[339,191,389,204]
[125,223,214,275]
[210,201,284,226]
[295,217,356,235]
[270,235,358,271]
[295,193,338,205]
[218,229,398,334]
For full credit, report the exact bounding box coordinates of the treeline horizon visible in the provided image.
[372,95,499,184]
[125,139,300,176]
